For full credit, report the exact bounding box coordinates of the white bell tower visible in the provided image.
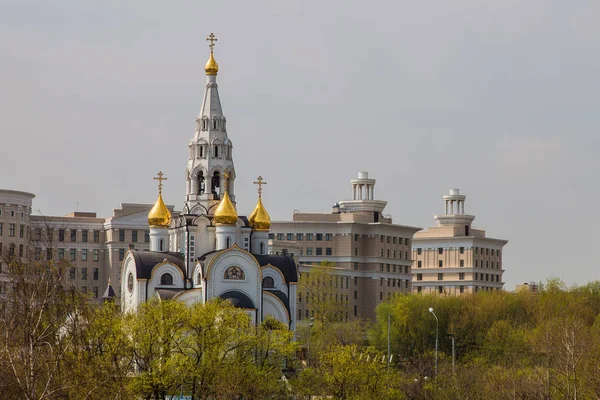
[184,33,236,216]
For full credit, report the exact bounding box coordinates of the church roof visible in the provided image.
[156,288,185,300]
[265,289,291,316]
[198,251,298,283]
[130,250,186,280]
[219,290,255,309]
[102,281,116,299]
[254,254,298,283]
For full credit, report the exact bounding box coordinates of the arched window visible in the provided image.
[196,272,202,285]
[212,171,220,196]
[224,266,244,280]
[260,242,264,254]
[213,119,218,130]
[197,171,205,195]
[226,237,231,248]
[127,272,134,293]
[199,145,204,158]
[263,276,275,288]
[160,273,173,285]
[159,239,164,252]
[214,145,219,158]
[202,118,208,131]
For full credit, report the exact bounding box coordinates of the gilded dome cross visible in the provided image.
[253,176,267,197]
[206,32,218,52]
[153,171,168,193]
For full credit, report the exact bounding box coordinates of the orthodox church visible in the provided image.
[120,34,298,330]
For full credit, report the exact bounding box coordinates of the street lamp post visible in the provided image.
[307,318,314,367]
[428,307,439,379]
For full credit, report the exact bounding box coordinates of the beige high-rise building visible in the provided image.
[412,189,508,295]
[270,172,421,321]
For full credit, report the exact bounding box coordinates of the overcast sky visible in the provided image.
[1,0,598,290]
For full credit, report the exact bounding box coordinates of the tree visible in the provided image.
[299,260,345,324]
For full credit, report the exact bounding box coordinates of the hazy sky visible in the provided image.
[1,0,599,290]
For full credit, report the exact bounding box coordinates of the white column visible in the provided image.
[189,178,195,195]
[445,200,448,214]
[352,184,356,200]
[371,185,374,200]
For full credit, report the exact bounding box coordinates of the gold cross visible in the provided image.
[223,169,231,192]
[206,32,218,52]
[153,171,167,193]
[253,176,267,197]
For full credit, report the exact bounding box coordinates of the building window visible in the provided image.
[160,273,174,285]
[9,224,16,237]
[380,235,384,243]
[354,248,358,256]
[439,260,443,268]
[81,268,88,280]
[417,248,422,255]
[486,261,489,268]
[460,260,464,267]
[438,248,443,254]
[459,247,464,254]
[355,234,360,242]
[0,223,3,235]
[316,248,322,256]
[393,265,397,273]
[459,273,465,280]
[296,233,303,241]
[82,231,88,242]
[58,229,64,241]
[69,249,76,261]
[316,233,323,241]
[19,244,23,257]
[460,286,465,293]
[439,286,443,294]
[475,260,478,267]
[262,276,275,288]
[277,233,284,240]
[81,249,87,261]
[69,267,76,280]
[417,261,422,268]
[380,278,383,286]
[386,264,390,272]
[70,230,76,242]
[306,233,313,240]
[286,233,293,241]
[380,263,383,271]
[93,268,99,280]
[380,292,383,300]
[19,225,24,238]
[326,248,332,256]
[405,238,409,246]
[354,291,357,300]
[354,305,357,317]
[119,249,125,261]
[132,230,138,243]
[475,273,479,280]
[94,230,100,243]
[438,273,443,280]
[417,286,422,293]
[93,250,99,262]
[325,233,332,241]
[306,248,313,255]
[93,287,98,298]
[353,262,358,270]
[486,249,489,255]
[417,274,422,281]
[387,250,390,258]
[119,230,125,242]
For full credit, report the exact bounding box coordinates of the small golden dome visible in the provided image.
[205,52,219,75]
[213,190,238,225]
[249,197,271,231]
[148,193,171,228]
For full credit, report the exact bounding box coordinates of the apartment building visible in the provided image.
[412,189,508,295]
[271,172,421,321]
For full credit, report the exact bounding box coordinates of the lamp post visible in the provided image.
[387,312,391,371]
[428,307,439,378]
[307,318,314,367]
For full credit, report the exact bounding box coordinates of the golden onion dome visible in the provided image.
[148,193,171,228]
[205,52,219,75]
[213,190,238,225]
[249,197,271,231]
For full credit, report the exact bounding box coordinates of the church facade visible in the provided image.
[120,35,298,330]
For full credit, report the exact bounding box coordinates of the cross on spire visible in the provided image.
[223,169,231,192]
[153,171,167,193]
[253,176,267,197]
[206,32,218,53]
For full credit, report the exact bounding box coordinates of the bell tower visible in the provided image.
[184,33,236,215]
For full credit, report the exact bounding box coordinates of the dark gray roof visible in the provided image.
[219,290,256,309]
[102,282,116,299]
[130,251,185,280]
[156,288,185,300]
[265,289,290,316]
[198,251,298,284]
[254,254,298,283]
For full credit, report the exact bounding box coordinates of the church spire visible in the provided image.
[185,33,236,215]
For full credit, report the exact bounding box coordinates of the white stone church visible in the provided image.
[120,35,298,330]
